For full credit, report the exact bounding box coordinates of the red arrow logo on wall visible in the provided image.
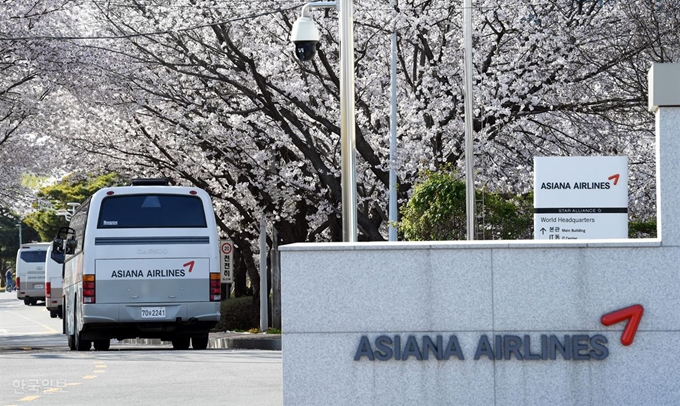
[608,173,620,185]
[601,304,644,346]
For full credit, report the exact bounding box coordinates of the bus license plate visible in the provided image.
[34,284,44,289]
[141,307,166,318]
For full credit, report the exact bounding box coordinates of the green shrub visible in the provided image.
[214,296,257,331]
[399,165,534,240]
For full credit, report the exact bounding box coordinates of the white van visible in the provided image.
[51,179,221,351]
[44,244,63,318]
[16,242,50,305]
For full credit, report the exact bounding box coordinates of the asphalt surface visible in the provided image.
[1,287,281,351]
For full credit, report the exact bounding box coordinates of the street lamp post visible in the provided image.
[388,9,398,241]
[463,0,476,240]
[16,222,22,246]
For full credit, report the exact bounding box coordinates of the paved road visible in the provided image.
[0,292,283,406]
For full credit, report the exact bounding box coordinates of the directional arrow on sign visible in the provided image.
[601,304,644,346]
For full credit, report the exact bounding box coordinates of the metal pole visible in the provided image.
[388,22,398,241]
[463,0,475,240]
[259,217,268,332]
[271,228,281,330]
[17,222,22,246]
[301,1,336,17]
[339,0,358,242]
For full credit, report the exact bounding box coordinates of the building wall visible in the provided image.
[281,68,680,405]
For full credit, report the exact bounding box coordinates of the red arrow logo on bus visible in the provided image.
[608,173,620,185]
[601,304,644,346]
[183,260,195,273]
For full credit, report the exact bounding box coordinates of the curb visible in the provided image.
[212,337,281,350]
[122,334,281,350]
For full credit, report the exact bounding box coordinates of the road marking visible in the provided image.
[93,370,105,373]
[0,331,60,336]
[82,375,97,380]
[65,382,81,386]
[43,388,63,393]
[18,395,40,401]
[4,311,58,334]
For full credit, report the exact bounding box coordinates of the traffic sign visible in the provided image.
[221,241,233,255]
[220,239,234,283]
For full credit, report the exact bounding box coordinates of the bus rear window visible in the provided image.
[20,250,47,263]
[98,194,207,228]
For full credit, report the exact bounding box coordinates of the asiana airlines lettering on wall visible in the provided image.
[354,305,643,362]
[354,334,609,361]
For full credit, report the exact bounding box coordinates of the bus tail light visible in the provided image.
[46,282,51,298]
[16,277,20,290]
[83,274,96,304]
[210,273,221,301]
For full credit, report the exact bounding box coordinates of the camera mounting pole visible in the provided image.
[296,0,357,242]
[338,0,357,242]
[300,1,336,17]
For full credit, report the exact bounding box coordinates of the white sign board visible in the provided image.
[534,156,628,240]
[220,239,234,284]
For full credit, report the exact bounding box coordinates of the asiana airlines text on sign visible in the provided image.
[354,334,609,362]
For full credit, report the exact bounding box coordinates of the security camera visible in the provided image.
[291,16,320,62]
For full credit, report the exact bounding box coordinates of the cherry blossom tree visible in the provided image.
[0,0,675,305]
[3,1,678,297]
[0,0,83,210]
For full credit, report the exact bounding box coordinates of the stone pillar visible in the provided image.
[648,63,680,246]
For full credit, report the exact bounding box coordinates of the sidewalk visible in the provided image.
[209,331,281,350]
[122,331,281,350]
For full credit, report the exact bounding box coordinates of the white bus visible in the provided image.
[51,179,221,351]
[44,244,63,318]
[16,242,50,305]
